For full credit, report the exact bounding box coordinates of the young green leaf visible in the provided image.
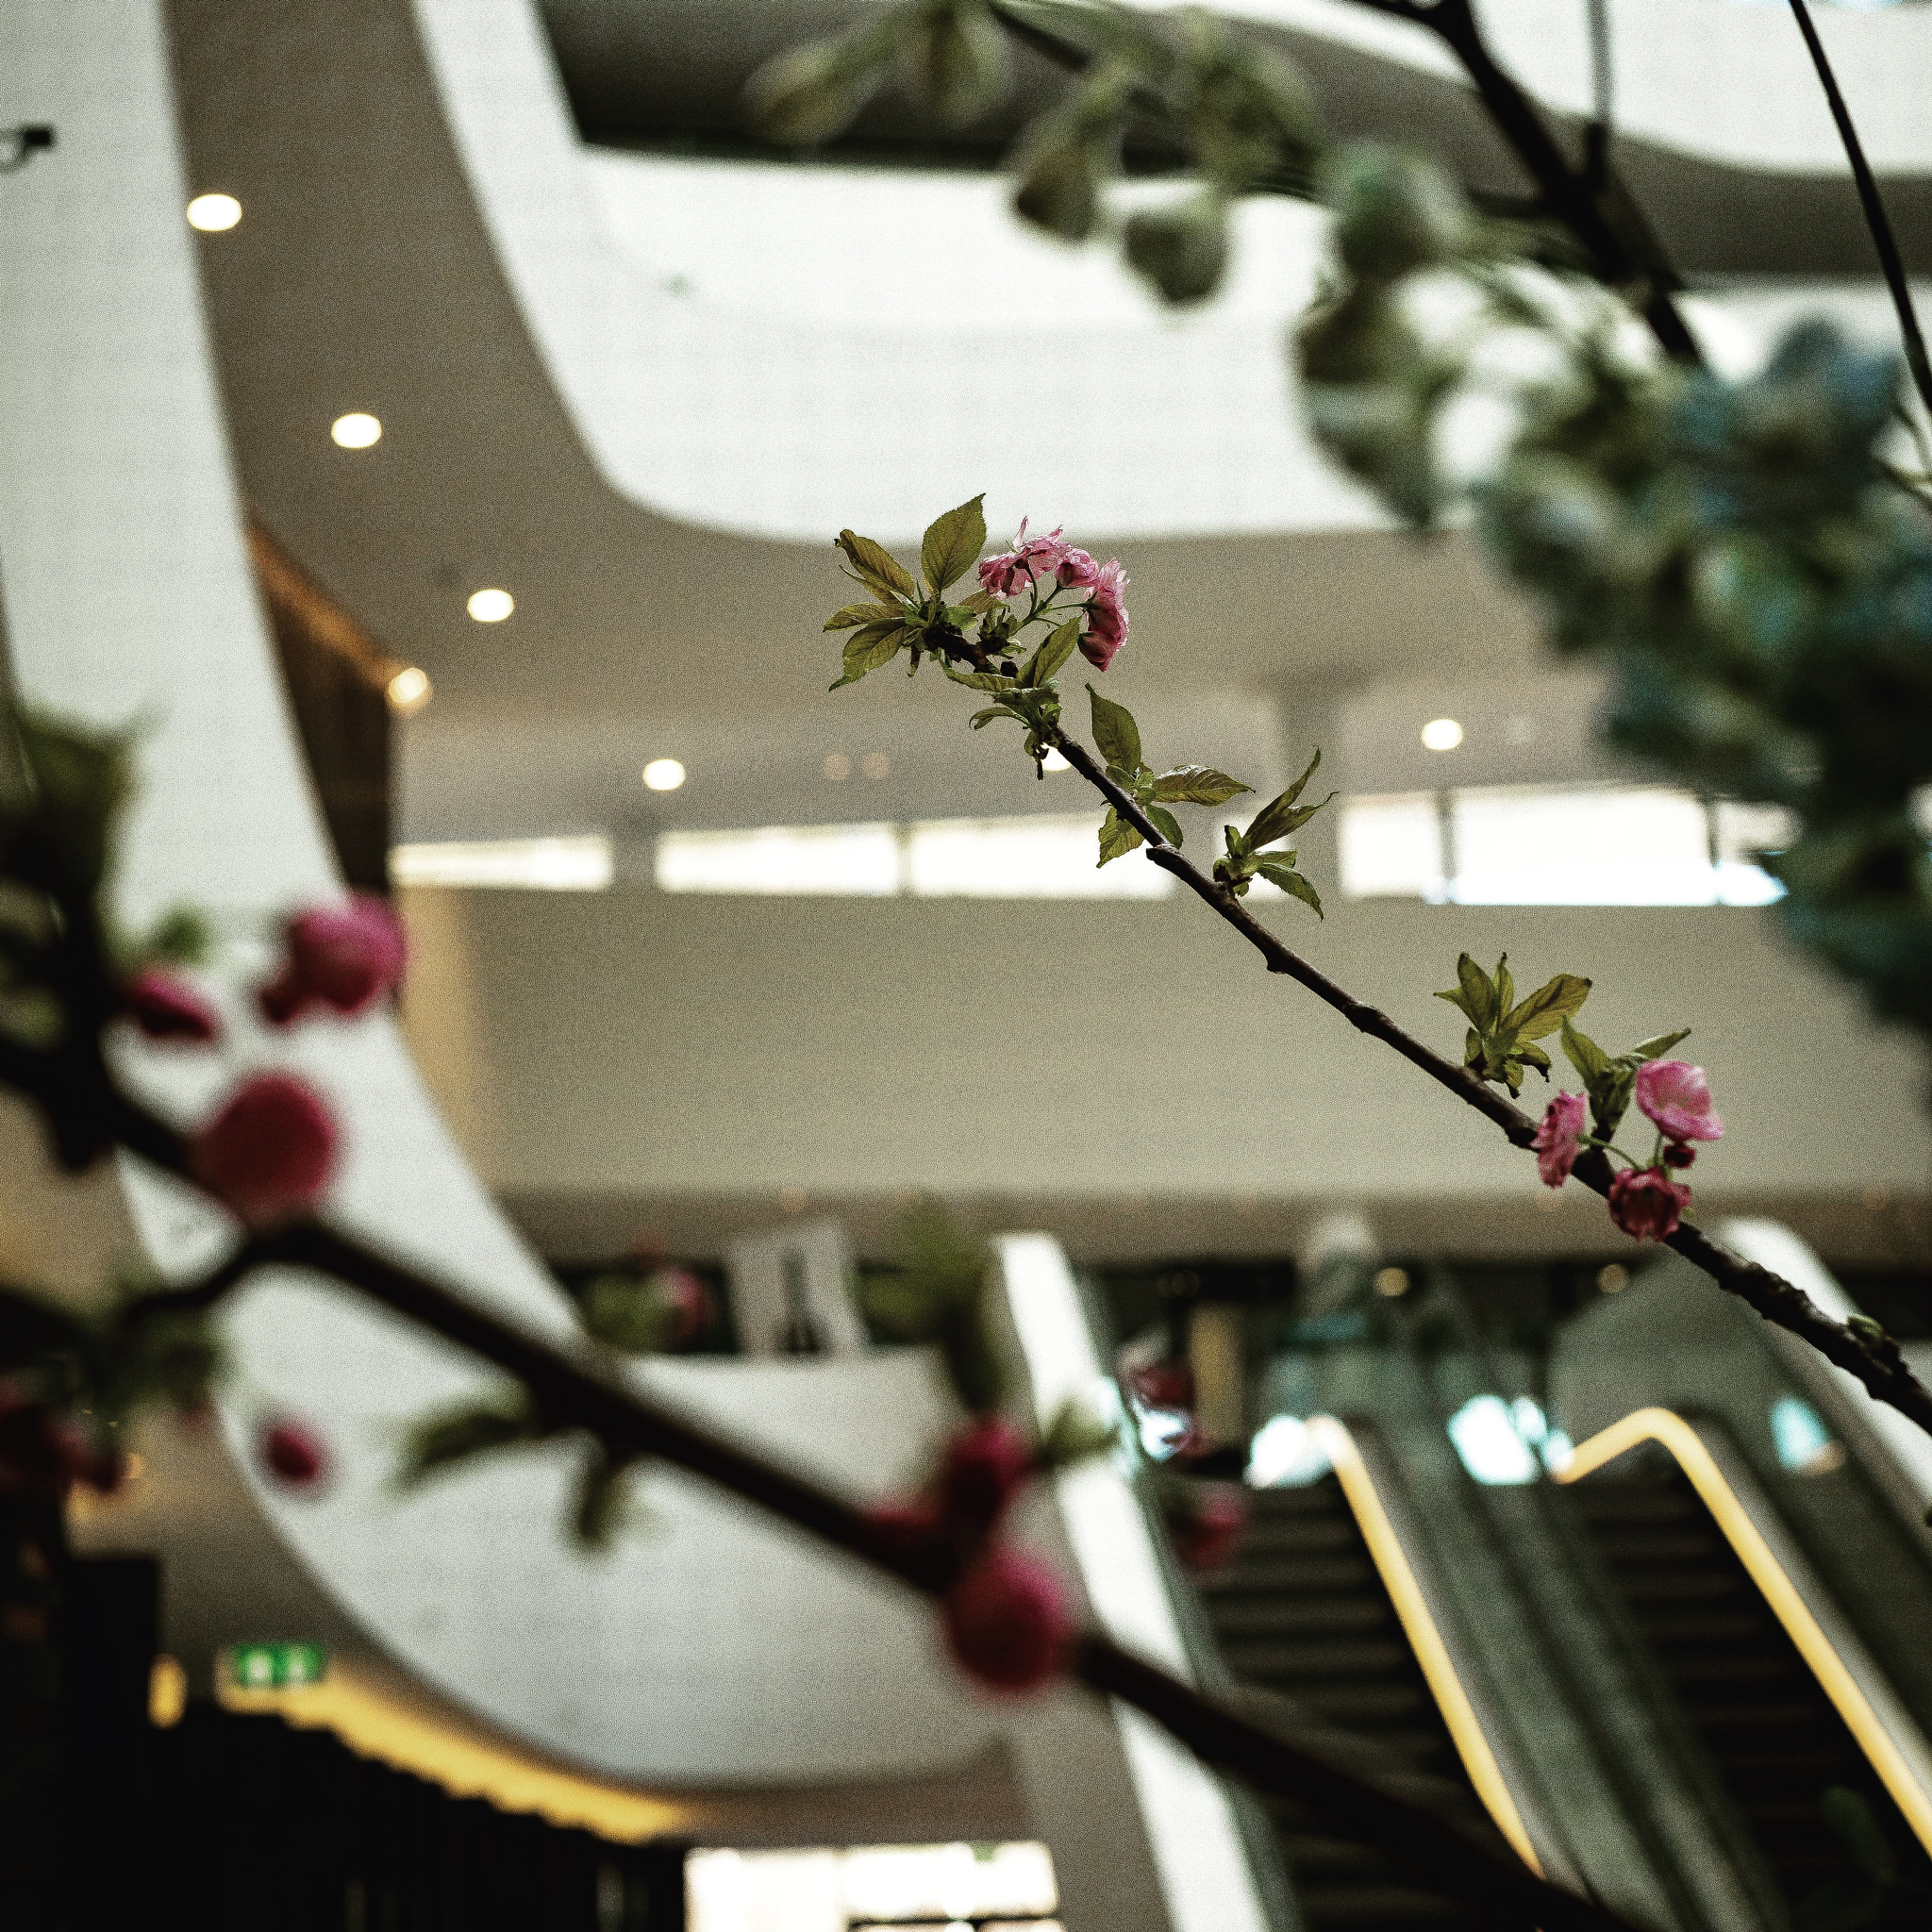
[940,662,1016,692]
[1559,1019,1611,1088]
[1257,859,1324,917]
[1088,684,1141,774]
[570,1445,637,1552]
[830,622,910,690]
[921,493,988,596]
[398,1393,544,1487]
[1145,804,1184,848]
[824,601,904,631]
[1630,1029,1691,1060]
[1500,973,1592,1042]
[1098,808,1144,866]
[1436,952,1500,1032]
[1246,750,1334,848]
[1151,764,1253,806]
[837,529,917,599]
[1022,617,1083,688]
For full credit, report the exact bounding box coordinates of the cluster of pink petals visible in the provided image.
[259,896,407,1026]
[1607,1166,1691,1242]
[1532,1091,1589,1187]
[977,519,1130,671]
[189,1072,340,1227]
[976,519,1072,597]
[1635,1059,1724,1143]
[125,968,220,1043]
[1172,1485,1247,1574]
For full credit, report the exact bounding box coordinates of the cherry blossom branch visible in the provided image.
[78,1098,1627,1932]
[1045,728,1932,1441]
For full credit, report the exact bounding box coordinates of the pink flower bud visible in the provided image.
[259,896,407,1025]
[942,1546,1073,1693]
[190,1073,339,1226]
[1056,547,1101,589]
[1635,1059,1723,1143]
[1532,1091,1589,1187]
[1126,1360,1194,1411]
[125,969,220,1043]
[1172,1485,1246,1573]
[939,1416,1035,1534]
[649,1265,711,1348]
[259,1417,327,1489]
[1663,1142,1696,1170]
[1077,560,1129,671]
[1607,1166,1690,1242]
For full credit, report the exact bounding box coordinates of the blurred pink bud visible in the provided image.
[190,1073,338,1226]
[649,1264,711,1348]
[1607,1166,1690,1242]
[1126,1359,1194,1412]
[125,969,220,1044]
[940,1416,1034,1534]
[1664,1141,1696,1170]
[1056,547,1101,589]
[1532,1091,1589,1187]
[942,1545,1074,1692]
[259,896,407,1025]
[1172,1486,1246,1573]
[259,1417,327,1489]
[1635,1059,1723,1143]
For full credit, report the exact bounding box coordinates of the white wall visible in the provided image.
[400,882,1932,1263]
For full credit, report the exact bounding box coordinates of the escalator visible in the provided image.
[1570,1457,1932,1929]
[1193,1476,1505,1931]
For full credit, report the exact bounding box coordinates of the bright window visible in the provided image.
[389,836,613,891]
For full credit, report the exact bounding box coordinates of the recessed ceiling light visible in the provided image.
[642,758,686,791]
[331,411,381,449]
[1421,717,1464,752]
[386,666,431,714]
[824,753,851,780]
[861,752,891,779]
[467,588,514,624]
[186,192,242,232]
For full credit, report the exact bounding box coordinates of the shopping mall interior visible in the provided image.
[6,1,1932,1928]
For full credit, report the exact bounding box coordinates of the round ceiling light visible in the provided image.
[642,758,687,791]
[331,411,382,449]
[386,666,432,714]
[186,192,242,232]
[467,588,514,624]
[1421,717,1465,752]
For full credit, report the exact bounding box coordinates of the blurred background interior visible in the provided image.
[6,1,1932,1929]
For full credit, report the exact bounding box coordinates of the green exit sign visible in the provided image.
[230,1642,326,1689]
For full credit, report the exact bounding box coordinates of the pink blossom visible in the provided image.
[1532,1091,1589,1187]
[259,896,407,1026]
[259,1417,328,1489]
[1635,1059,1724,1143]
[940,1416,1035,1534]
[977,519,1070,597]
[648,1264,711,1348]
[190,1073,339,1226]
[1607,1166,1690,1242]
[1126,1359,1194,1412]
[1078,559,1130,671]
[125,968,220,1043]
[1172,1486,1246,1573]
[942,1546,1074,1693]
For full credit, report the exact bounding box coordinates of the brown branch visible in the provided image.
[1048,728,1932,1441]
[99,1181,1631,1931]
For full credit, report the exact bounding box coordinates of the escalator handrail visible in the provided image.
[1307,1415,1546,1876]
[1556,1405,1932,1859]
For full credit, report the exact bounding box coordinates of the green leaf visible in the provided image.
[1088,685,1141,774]
[1560,1019,1611,1089]
[1246,751,1332,848]
[830,622,910,690]
[1124,193,1230,307]
[1630,1029,1691,1061]
[1500,973,1592,1042]
[1145,804,1184,848]
[914,2,1010,126]
[824,602,903,631]
[1097,808,1144,867]
[570,1444,637,1552]
[969,706,1020,729]
[940,662,1015,691]
[1152,764,1252,807]
[836,528,917,599]
[1022,617,1082,688]
[1493,955,1515,1021]
[1437,953,1499,1032]
[399,1393,543,1487]
[1793,1874,1886,1932]
[921,494,988,596]
[1257,859,1324,917]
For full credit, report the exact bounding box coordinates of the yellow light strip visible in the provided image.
[1307,1416,1543,1874]
[1556,1406,1932,1857]
[219,1657,689,1843]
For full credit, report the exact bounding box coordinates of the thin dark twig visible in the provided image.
[92,1136,1633,1931]
[1786,0,1932,421]
[1046,726,1932,1440]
